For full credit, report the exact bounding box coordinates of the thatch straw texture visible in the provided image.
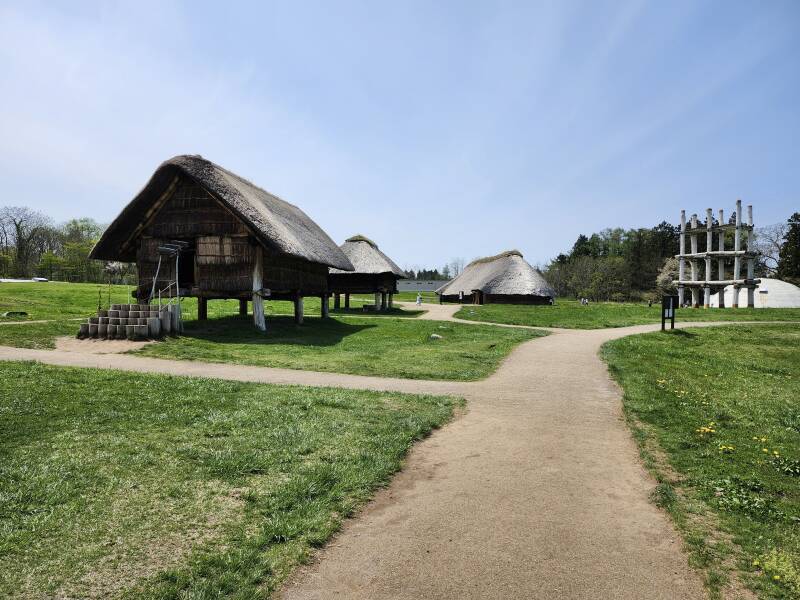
[90,155,353,270]
[330,235,407,277]
[437,250,555,298]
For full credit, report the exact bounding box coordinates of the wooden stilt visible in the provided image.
[718,209,725,308]
[239,299,248,316]
[381,292,387,311]
[733,200,742,308]
[198,297,208,320]
[704,208,712,308]
[294,294,304,324]
[321,294,329,318]
[334,294,340,309]
[747,204,755,308]
[691,214,699,308]
[389,293,393,309]
[374,292,380,312]
[252,246,266,331]
[345,293,350,309]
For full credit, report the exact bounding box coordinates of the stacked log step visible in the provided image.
[77,304,181,340]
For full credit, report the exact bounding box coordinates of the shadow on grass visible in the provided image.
[330,307,423,318]
[663,329,697,338]
[180,315,376,347]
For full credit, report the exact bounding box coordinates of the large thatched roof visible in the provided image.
[90,155,354,270]
[437,250,555,297]
[330,235,407,277]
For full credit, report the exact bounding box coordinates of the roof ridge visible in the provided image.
[466,249,522,267]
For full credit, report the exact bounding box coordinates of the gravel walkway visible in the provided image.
[0,305,730,598]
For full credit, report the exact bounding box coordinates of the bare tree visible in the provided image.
[0,206,52,277]
[448,257,465,277]
[753,223,788,276]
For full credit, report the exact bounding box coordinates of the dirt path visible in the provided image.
[1,310,749,598]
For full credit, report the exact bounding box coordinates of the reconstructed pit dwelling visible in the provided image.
[328,235,407,311]
[85,155,354,338]
[437,250,555,305]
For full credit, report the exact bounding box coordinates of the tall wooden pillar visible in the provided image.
[374,292,380,312]
[678,210,686,306]
[704,208,712,308]
[690,214,699,308]
[733,200,742,308]
[198,297,208,320]
[747,204,755,308]
[717,209,725,308]
[381,292,387,311]
[239,299,248,316]
[334,294,340,309]
[344,293,350,309]
[321,294,329,318]
[252,246,266,331]
[294,293,304,325]
[389,293,393,308]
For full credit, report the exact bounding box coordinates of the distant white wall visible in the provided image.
[398,279,450,292]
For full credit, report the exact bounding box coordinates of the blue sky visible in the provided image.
[1,0,798,270]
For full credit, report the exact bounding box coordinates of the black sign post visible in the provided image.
[661,295,679,331]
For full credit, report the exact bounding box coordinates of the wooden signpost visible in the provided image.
[661,295,678,331]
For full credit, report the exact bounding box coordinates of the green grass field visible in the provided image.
[0,361,460,598]
[455,300,800,329]
[134,315,544,381]
[0,282,421,322]
[393,291,439,303]
[603,325,800,599]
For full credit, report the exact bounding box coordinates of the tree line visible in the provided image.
[542,212,800,301]
[0,206,134,283]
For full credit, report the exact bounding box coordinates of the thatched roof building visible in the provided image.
[437,250,555,304]
[328,235,407,310]
[90,155,353,328]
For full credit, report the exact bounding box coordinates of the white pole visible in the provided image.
[717,208,725,308]
[747,204,755,308]
[704,208,712,308]
[678,210,686,305]
[733,199,742,308]
[690,214,699,307]
[252,246,266,331]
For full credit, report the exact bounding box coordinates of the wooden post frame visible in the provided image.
[334,294,340,309]
[321,294,329,318]
[252,245,266,331]
[239,299,248,316]
[344,293,350,309]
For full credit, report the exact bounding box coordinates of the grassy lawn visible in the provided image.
[0,361,460,598]
[455,300,800,329]
[0,282,421,322]
[134,315,544,381]
[394,291,439,304]
[602,325,800,599]
[0,320,79,349]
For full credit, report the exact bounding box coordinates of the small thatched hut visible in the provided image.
[437,250,555,305]
[328,235,407,310]
[90,155,353,329]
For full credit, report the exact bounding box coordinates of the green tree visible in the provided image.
[776,212,800,284]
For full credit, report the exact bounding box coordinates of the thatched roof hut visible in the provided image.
[437,250,555,304]
[90,155,354,328]
[328,235,407,310]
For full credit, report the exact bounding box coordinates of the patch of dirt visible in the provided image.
[55,336,153,354]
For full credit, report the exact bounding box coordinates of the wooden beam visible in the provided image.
[252,245,266,331]
[239,299,248,316]
[294,293,304,325]
[321,295,329,318]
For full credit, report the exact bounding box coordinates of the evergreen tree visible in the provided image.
[776,212,800,284]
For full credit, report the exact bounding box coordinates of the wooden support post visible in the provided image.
[389,293,393,309]
[381,292,387,311]
[717,208,725,308]
[704,208,713,308]
[678,210,686,306]
[344,293,350,309]
[198,297,208,320]
[733,200,741,308]
[691,214,699,308]
[747,204,755,308]
[321,294,329,318]
[252,246,266,331]
[334,293,340,309]
[294,294,304,325]
[239,299,248,316]
[374,292,380,312]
